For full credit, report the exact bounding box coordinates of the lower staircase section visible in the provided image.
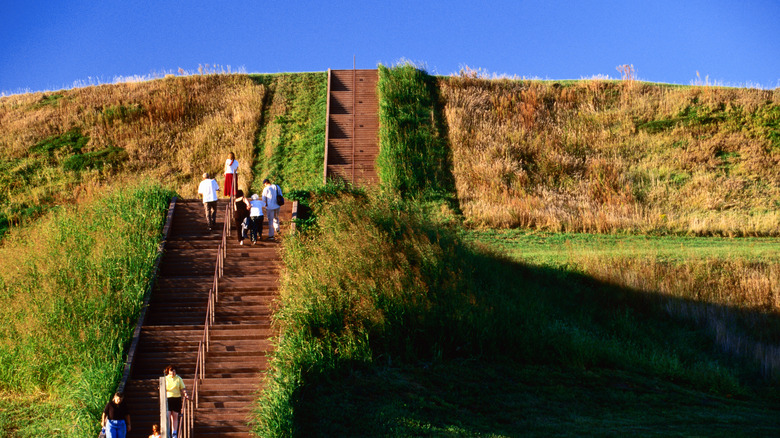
[122,199,290,438]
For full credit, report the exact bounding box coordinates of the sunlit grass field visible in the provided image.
[466,229,780,265]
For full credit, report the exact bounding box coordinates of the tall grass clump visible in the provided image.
[441,71,780,235]
[377,63,453,200]
[249,73,328,194]
[0,180,173,437]
[253,190,775,436]
[0,74,264,238]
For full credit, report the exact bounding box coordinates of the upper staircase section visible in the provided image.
[323,69,380,186]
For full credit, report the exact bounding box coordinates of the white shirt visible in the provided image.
[198,179,220,203]
[249,199,265,217]
[225,159,239,174]
[262,184,282,210]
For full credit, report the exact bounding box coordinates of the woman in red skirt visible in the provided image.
[223,152,239,197]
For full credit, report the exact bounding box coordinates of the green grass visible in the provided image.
[255,192,780,437]
[0,393,77,437]
[465,229,780,266]
[249,72,328,194]
[377,63,454,201]
[0,128,104,238]
[0,180,174,437]
[294,360,780,437]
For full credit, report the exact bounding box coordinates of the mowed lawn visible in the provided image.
[465,229,780,266]
[295,359,780,437]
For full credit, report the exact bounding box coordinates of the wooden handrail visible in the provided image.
[352,67,356,184]
[323,68,332,184]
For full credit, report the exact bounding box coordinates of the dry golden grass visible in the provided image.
[441,73,780,235]
[0,74,265,203]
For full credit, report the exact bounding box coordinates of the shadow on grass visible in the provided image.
[290,252,780,437]
[295,360,780,437]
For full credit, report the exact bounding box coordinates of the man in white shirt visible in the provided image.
[261,178,282,240]
[197,172,220,230]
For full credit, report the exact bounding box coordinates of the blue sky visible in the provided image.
[2,0,778,94]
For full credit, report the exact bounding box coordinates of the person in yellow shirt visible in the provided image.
[164,365,189,438]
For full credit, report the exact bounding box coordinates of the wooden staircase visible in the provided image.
[122,198,289,438]
[324,69,380,186]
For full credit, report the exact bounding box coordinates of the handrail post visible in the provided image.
[187,398,193,437]
[352,67,356,184]
[159,377,169,438]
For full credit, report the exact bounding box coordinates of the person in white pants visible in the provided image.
[261,178,282,240]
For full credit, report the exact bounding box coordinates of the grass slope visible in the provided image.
[255,190,780,437]
[0,181,173,437]
[295,361,779,437]
[249,72,328,195]
[0,74,265,238]
[442,72,780,235]
[376,63,452,200]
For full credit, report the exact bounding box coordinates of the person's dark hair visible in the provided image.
[164,365,177,374]
[236,189,244,198]
[229,152,235,160]
[262,178,270,184]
